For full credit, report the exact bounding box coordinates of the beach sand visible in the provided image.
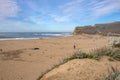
[41,58,120,80]
[0,35,109,80]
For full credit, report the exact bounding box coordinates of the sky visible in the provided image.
[0,0,120,32]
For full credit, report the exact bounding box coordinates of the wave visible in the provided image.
[0,32,72,40]
[34,32,72,36]
[0,37,40,41]
[41,33,63,36]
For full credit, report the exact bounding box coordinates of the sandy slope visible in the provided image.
[41,58,120,80]
[0,35,108,80]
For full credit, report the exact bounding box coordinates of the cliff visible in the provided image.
[73,21,120,35]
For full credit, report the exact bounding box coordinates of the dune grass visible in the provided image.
[102,66,120,80]
[64,48,120,63]
[113,43,120,49]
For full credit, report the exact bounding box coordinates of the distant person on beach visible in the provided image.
[73,44,76,49]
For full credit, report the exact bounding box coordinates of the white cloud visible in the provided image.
[0,18,40,32]
[59,0,84,14]
[92,0,120,17]
[59,0,120,21]
[0,0,20,18]
[24,0,49,15]
[25,16,44,24]
[50,14,70,22]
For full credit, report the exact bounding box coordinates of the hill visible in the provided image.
[73,21,120,35]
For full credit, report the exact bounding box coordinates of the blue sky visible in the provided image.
[0,0,120,32]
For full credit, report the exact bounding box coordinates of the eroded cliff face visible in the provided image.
[73,22,120,35]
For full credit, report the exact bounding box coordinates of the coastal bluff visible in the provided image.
[73,21,120,35]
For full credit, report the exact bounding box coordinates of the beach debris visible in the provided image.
[33,48,39,50]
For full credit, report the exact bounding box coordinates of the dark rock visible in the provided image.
[33,48,39,50]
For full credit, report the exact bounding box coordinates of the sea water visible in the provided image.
[0,32,72,40]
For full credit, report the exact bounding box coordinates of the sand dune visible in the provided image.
[41,58,120,80]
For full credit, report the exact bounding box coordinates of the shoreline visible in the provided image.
[0,35,73,41]
[0,32,72,41]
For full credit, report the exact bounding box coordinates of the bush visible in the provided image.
[113,43,120,48]
[109,37,120,48]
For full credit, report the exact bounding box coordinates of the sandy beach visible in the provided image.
[0,35,110,80]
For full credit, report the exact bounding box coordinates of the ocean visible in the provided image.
[0,32,72,40]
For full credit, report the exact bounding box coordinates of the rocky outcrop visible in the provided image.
[73,21,120,35]
[73,26,97,35]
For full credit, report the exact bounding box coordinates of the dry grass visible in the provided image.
[102,66,120,80]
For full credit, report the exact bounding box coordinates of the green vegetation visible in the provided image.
[73,27,82,35]
[73,26,97,35]
[63,52,100,63]
[109,37,120,48]
[37,48,120,80]
[102,66,120,80]
[64,48,120,62]
[113,43,120,49]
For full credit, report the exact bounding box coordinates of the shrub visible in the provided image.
[109,37,120,48]
[113,43,120,48]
